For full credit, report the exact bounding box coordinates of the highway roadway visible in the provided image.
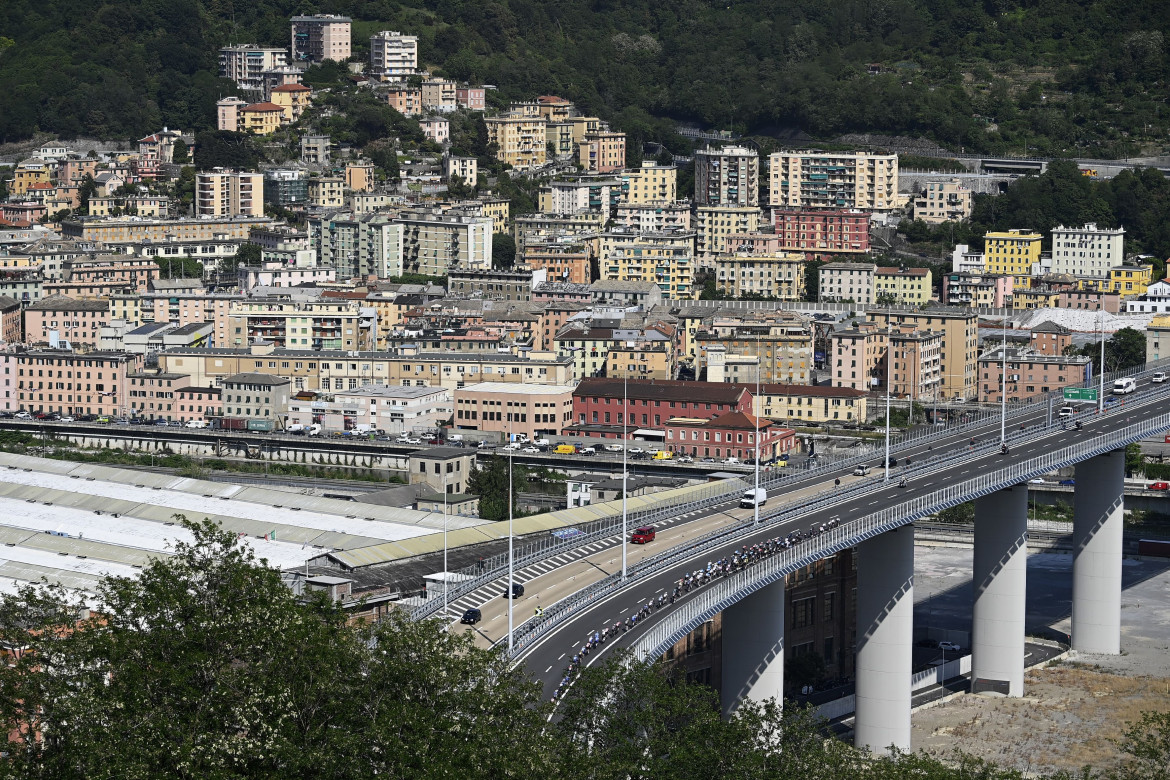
[504,376,1168,702]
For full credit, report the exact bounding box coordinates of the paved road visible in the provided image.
[513,380,1168,702]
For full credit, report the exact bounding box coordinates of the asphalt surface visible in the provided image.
[516,376,1170,702]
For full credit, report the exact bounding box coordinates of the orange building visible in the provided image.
[270,84,312,122]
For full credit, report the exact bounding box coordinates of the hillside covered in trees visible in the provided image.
[1,0,1169,156]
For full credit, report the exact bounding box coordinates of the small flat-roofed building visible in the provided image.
[408,447,475,495]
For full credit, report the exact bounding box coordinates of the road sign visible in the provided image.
[1063,388,1099,401]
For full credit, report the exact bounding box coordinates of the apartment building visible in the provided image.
[9,350,138,416]
[219,45,289,93]
[984,229,1042,283]
[420,116,450,144]
[238,102,285,135]
[577,130,627,173]
[977,346,1092,403]
[874,266,933,306]
[1049,223,1125,278]
[287,384,450,434]
[396,210,493,276]
[370,30,418,77]
[61,217,273,244]
[345,161,375,194]
[24,296,111,347]
[694,146,759,207]
[754,383,869,424]
[127,371,191,420]
[308,177,345,209]
[196,170,264,218]
[63,256,159,294]
[601,231,695,299]
[448,269,533,302]
[818,262,876,304]
[694,206,761,258]
[772,209,870,256]
[538,176,618,214]
[1081,263,1152,297]
[453,382,575,441]
[521,240,591,285]
[942,272,1012,308]
[866,309,978,401]
[159,346,574,393]
[301,135,331,165]
[713,252,806,300]
[270,84,312,122]
[912,178,972,224]
[664,413,795,462]
[604,330,677,380]
[386,85,423,116]
[485,114,547,170]
[829,325,884,391]
[695,322,814,384]
[290,15,351,62]
[175,386,222,422]
[889,328,943,401]
[768,150,898,210]
[613,203,690,234]
[309,212,401,279]
[446,156,478,185]
[618,162,677,204]
[421,78,458,112]
[221,373,291,430]
[226,299,371,351]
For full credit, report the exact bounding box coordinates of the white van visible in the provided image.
[1113,377,1136,395]
[184,419,209,429]
[853,464,872,476]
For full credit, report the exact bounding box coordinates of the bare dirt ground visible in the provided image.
[911,547,1170,773]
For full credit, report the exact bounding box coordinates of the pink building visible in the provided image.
[456,86,486,111]
[725,232,782,255]
[127,371,192,420]
[23,296,110,348]
[772,208,870,257]
[454,381,575,442]
[978,346,1092,403]
[13,350,139,416]
[175,386,222,423]
[420,117,450,144]
[942,271,1012,308]
[149,293,243,349]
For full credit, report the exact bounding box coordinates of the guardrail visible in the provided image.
[627,410,1170,664]
[419,375,1170,625]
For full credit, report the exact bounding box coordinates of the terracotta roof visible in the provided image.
[670,411,776,431]
[271,84,311,93]
[27,182,54,190]
[876,267,929,276]
[243,102,285,112]
[756,383,868,399]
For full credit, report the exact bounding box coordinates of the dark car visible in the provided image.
[460,608,482,625]
[0,412,12,419]
[916,638,940,648]
[883,456,898,467]
[76,414,97,422]
[1059,478,1075,486]
[503,582,525,599]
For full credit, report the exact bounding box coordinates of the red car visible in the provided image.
[630,526,656,544]
[1148,482,1170,491]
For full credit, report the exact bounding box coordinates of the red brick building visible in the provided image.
[664,411,795,461]
[567,378,754,438]
[772,208,870,259]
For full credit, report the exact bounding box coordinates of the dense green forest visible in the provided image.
[2,1,1169,158]
[1,519,1167,778]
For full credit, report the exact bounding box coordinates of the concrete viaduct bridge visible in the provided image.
[489,370,1170,754]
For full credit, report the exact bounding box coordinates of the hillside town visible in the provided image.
[0,15,1164,467]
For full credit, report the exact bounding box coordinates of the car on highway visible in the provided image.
[883,456,898,467]
[95,416,111,424]
[1148,482,1170,491]
[503,583,525,599]
[1059,478,1076,486]
[1058,405,1076,418]
[0,412,12,419]
[627,446,644,455]
[604,443,623,452]
[77,414,97,422]
[853,465,872,476]
[397,436,422,445]
[521,446,540,454]
[676,455,694,463]
[58,416,74,422]
[630,526,656,544]
[579,446,597,456]
[938,641,961,652]
[1104,397,1120,408]
[502,442,521,451]
[459,608,481,625]
[1154,372,1168,384]
[154,418,170,426]
[1030,477,1046,484]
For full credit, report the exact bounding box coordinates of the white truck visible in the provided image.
[739,488,767,509]
[184,419,209,429]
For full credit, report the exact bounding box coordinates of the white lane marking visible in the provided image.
[546,665,553,673]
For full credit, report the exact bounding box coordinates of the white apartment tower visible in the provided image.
[1050,223,1125,278]
[218,45,289,93]
[768,150,898,210]
[290,15,352,63]
[694,145,759,207]
[370,30,418,77]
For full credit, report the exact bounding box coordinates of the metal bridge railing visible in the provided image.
[627,410,1170,663]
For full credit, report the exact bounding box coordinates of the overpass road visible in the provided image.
[506,377,1169,705]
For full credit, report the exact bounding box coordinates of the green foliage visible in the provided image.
[1116,710,1170,780]
[1126,442,1145,478]
[171,138,189,164]
[467,454,526,522]
[315,90,424,151]
[76,173,97,216]
[233,243,263,266]
[1069,327,1147,374]
[899,155,967,173]
[935,501,975,525]
[804,259,825,302]
[0,166,9,199]
[156,256,204,279]
[492,232,516,268]
[192,130,262,171]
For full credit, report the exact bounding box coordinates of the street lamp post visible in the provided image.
[1098,309,1106,413]
[754,332,761,525]
[507,429,515,651]
[884,318,892,483]
[442,469,449,629]
[1000,320,1008,444]
[621,373,629,580]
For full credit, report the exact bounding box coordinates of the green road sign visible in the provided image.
[1063,387,1099,401]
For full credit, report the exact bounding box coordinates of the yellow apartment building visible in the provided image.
[602,237,695,299]
[619,162,677,204]
[984,229,1042,283]
[485,114,547,171]
[874,266,933,306]
[270,84,312,121]
[239,102,285,135]
[713,252,806,300]
[755,383,869,424]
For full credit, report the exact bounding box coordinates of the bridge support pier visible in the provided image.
[972,485,1028,696]
[720,580,785,716]
[855,527,913,754]
[1072,449,1124,655]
